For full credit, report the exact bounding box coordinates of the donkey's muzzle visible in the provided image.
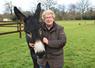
[36,51,46,58]
[34,40,45,58]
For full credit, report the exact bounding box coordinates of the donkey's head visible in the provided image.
[14,3,45,58]
[14,3,41,42]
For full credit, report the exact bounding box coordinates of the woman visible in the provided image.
[30,9,66,68]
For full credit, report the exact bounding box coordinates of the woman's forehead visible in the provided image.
[45,13,53,17]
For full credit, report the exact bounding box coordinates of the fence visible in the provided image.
[0,21,24,38]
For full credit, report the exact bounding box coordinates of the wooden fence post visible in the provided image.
[19,21,22,38]
[17,20,22,38]
[0,21,24,37]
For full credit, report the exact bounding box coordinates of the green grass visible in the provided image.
[0,27,17,32]
[58,20,95,68]
[0,33,33,68]
[0,20,95,68]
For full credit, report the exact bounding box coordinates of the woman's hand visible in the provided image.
[43,37,48,45]
[29,43,34,48]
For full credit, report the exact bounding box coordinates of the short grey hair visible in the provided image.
[41,9,55,20]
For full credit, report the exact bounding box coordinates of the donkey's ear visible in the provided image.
[34,3,41,18]
[14,7,25,20]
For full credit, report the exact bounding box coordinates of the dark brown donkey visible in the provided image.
[14,3,45,68]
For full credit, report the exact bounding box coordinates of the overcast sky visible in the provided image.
[0,0,95,14]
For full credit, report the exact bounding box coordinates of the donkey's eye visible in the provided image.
[30,32,32,38]
[27,33,32,38]
[39,29,42,35]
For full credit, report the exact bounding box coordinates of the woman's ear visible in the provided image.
[14,6,26,20]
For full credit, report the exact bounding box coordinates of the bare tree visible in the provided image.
[4,1,13,15]
[68,4,77,20]
[29,0,57,14]
[77,0,90,20]
[41,0,57,10]
[56,4,66,20]
[69,4,76,12]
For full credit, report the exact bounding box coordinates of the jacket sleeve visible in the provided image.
[48,27,66,49]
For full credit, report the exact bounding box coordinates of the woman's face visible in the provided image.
[44,14,54,26]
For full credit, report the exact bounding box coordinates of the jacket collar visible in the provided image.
[42,22,57,32]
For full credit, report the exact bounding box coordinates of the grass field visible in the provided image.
[0,20,95,68]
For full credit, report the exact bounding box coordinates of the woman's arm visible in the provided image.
[43,27,66,49]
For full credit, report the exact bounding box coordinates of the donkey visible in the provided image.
[14,3,45,68]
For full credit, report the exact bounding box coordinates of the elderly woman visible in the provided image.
[41,10,66,68]
[30,9,66,68]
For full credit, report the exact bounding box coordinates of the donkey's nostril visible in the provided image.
[36,51,46,58]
